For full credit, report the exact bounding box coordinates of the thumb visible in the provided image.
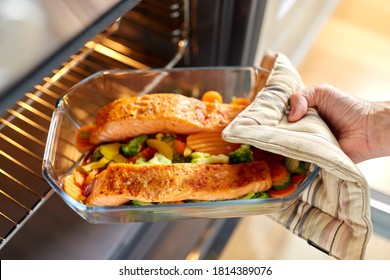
[288,92,309,122]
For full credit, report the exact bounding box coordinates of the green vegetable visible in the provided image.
[147,153,172,164]
[190,152,229,164]
[90,147,103,162]
[269,163,292,190]
[253,191,270,199]
[240,192,256,199]
[240,191,270,200]
[121,134,148,156]
[135,157,147,164]
[160,134,175,146]
[172,154,191,163]
[132,200,153,206]
[228,144,254,164]
[272,172,291,190]
[285,157,308,174]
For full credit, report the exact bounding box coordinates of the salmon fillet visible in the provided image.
[84,161,272,206]
[89,93,245,145]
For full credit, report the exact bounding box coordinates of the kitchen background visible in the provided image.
[220,0,390,259]
[1,0,389,259]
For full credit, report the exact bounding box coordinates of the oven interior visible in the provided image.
[0,0,272,259]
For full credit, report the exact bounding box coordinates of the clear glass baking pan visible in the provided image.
[42,67,320,223]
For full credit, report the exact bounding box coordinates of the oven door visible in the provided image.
[0,0,259,259]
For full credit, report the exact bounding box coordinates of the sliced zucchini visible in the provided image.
[239,192,256,200]
[285,158,308,174]
[270,163,291,190]
[253,191,270,199]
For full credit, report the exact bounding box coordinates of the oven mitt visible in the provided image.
[222,52,372,260]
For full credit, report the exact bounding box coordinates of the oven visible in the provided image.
[0,0,265,259]
[4,0,380,260]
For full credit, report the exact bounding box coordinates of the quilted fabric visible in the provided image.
[222,52,372,259]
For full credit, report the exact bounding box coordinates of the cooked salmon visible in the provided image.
[89,93,245,145]
[84,161,272,206]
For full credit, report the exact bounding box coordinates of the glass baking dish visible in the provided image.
[42,67,320,223]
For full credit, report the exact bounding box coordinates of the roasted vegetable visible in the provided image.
[147,153,172,164]
[146,138,173,161]
[187,132,240,155]
[228,144,254,163]
[269,174,303,198]
[240,191,270,200]
[285,157,308,174]
[201,90,223,103]
[90,146,103,162]
[81,156,110,172]
[190,152,229,164]
[269,163,291,190]
[120,134,148,156]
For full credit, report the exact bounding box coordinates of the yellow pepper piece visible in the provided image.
[100,143,121,160]
[82,157,110,172]
[112,153,128,163]
[146,139,173,161]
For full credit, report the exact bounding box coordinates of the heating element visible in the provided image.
[0,0,188,250]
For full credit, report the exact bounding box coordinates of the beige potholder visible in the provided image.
[222,52,372,260]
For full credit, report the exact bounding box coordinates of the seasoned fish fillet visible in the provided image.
[90,93,245,145]
[85,161,272,206]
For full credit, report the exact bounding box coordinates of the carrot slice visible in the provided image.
[187,132,240,155]
[268,184,296,198]
[268,175,303,198]
[231,97,250,107]
[269,163,291,189]
[174,139,187,155]
[201,90,223,103]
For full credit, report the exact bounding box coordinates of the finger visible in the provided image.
[288,92,308,122]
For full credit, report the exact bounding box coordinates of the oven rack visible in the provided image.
[0,0,187,249]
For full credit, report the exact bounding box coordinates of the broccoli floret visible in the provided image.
[228,144,253,163]
[172,154,191,163]
[120,134,148,156]
[147,153,172,164]
[190,152,229,164]
[90,146,103,162]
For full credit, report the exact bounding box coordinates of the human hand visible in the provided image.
[287,84,386,163]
